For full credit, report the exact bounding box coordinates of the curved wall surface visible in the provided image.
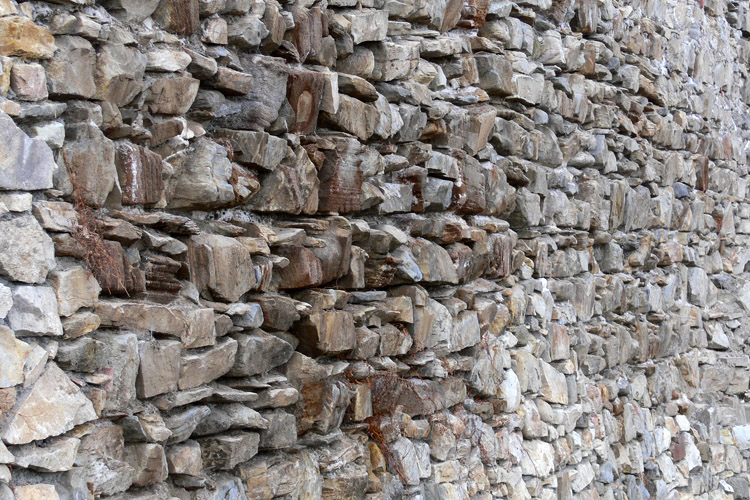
[0,0,749,498]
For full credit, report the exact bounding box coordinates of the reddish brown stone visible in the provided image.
[286,6,324,63]
[452,153,486,215]
[115,142,165,206]
[276,246,323,290]
[395,167,428,213]
[144,254,182,296]
[317,137,363,214]
[95,240,146,296]
[694,155,709,192]
[287,70,325,135]
[484,233,513,279]
[261,3,287,53]
[440,0,464,32]
[573,0,600,34]
[459,0,490,28]
[153,0,200,36]
[365,255,399,288]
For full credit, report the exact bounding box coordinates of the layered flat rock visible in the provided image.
[96,300,215,348]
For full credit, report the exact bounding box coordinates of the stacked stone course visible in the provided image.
[0,0,749,499]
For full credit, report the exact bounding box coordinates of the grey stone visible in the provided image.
[7,285,63,337]
[0,111,56,190]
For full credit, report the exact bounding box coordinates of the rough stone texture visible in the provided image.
[0,326,30,389]
[7,285,63,337]
[0,0,748,499]
[0,363,96,444]
[0,111,56,191]
[0,17,55,59]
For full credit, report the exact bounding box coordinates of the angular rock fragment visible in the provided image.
[94,44,147,106]
[114,142,165,206]
[136,339,181,399]
[0,111,56,191]
[230,330,294,376]
[44,36,96,98]
[0,215,56,284]
[178,337,238,390]
[1,363,97,444]
[61,122,116,208]
[7,285,63,337]
[153,0,200,35]
[0,17,56,59]
[188,233,255,302]
[0,326,30,389]
[199,431,259,470]
[96,300,216,348]
[50,266,100,317]
[294,310,356,355]
[123,443,168,487]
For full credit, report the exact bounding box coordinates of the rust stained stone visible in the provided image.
[317,137,363,214]
[395,166,428,213]
[459,0,490,29]
[287,70,325,135]
[153,0,200,36]
[286,6,324,64]
[276,246,324,290]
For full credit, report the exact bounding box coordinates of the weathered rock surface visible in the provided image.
[0,111,56,191]
[1,363,96,444]
[0,0,747,499]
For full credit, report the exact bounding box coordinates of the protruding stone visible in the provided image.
[147,76,200,115]
[1,363,97,445]
[10,62,47,101]
[50,266,100,317]
[7,285,63,337]
[178,337,238,390]
[0,17,56,59]
[0,111,56,191]
[136,339,181,399]
[114,142,165,206]
[61,122,116,208]
[166,440,203,476]
[13,485,59,500]
[230,331,294,376]
[94,44,147,106]
[198,431,259,470]
[153,0,200,35]
[9,436,80,472]
[188,233,255,302]
[0,326,30,389]
[44,36,96,98]
[96,300,216,348]
[294,310,356,355]
[123,443,168,487]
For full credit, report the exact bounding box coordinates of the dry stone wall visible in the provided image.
[0,0,749,498]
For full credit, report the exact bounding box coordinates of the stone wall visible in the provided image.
[0,0,749,498]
